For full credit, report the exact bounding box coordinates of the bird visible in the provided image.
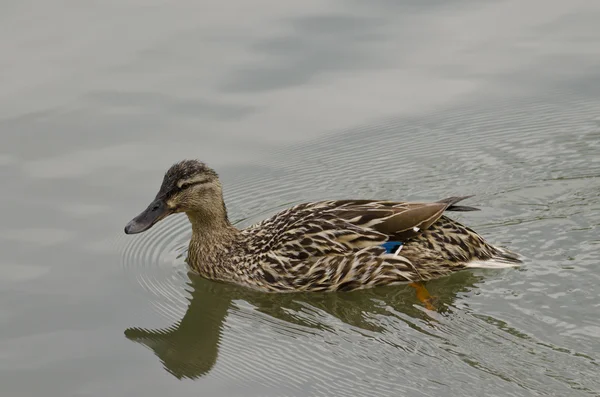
[124,160,521,294]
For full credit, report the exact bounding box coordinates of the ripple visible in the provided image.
[120,196,300,325]
[118,91,600,395]
[121,213,192,322]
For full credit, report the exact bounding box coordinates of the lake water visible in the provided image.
[2,0,600,396]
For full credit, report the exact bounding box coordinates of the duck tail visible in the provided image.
[465,246,524,268]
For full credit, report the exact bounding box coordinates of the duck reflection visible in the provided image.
[124,271,483,380]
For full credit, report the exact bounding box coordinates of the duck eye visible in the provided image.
[178,179,207,190]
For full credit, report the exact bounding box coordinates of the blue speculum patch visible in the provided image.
[381,241,403,253]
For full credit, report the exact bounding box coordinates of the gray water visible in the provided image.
[2,1,600,396]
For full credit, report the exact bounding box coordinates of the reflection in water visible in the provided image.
[118,105,600,393]
[4,0,600,395]
[125,271,482,379]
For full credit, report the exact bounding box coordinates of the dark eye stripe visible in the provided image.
[179,180,208,190]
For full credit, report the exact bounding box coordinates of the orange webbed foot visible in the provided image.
[409,282,438,311]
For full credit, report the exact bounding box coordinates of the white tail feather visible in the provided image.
[465,246,523,269]
[465,259,521,269]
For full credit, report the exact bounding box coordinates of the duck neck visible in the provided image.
[185,204,239,277]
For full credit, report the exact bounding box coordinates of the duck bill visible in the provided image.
[124,199,173,235]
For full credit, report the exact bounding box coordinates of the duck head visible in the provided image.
[124,160,227,234]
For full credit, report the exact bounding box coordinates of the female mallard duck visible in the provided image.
[124,160,521,293]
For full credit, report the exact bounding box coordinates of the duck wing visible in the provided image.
[247,196,480,290]
[325,195,478,242]
[247,196,478,260]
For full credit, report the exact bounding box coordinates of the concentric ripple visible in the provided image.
[118,91,600,394]
[120,190,301,323]
[122,213,192,322]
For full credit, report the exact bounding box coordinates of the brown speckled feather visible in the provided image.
[126,160,521,293]
[208,197,521,292]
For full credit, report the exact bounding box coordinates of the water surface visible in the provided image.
[2,0,600,396]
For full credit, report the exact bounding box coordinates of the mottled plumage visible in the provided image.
[125,160,522,293]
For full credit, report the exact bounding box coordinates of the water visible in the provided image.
[2,0,600,396]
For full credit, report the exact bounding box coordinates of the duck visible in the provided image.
[124,160,521,293]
